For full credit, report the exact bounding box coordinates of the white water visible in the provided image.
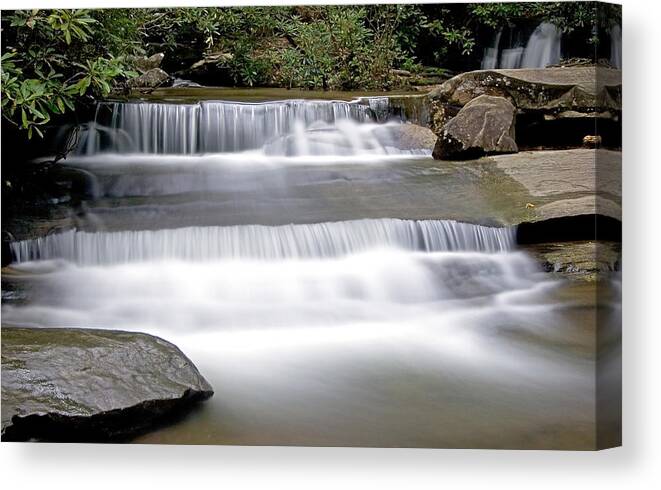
[520,23,562,68]
[482,22,561,69]
[3,249,546,331]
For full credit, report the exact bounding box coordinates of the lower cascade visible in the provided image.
[10,219,516,265]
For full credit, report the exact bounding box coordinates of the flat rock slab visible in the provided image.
[1,327,213,441]
[492,67,621,95]
[491,149,621,221]
[429,66,621,115]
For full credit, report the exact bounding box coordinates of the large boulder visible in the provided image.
[427,66,621,135]
[433,95,517,160]
[1,327,213,441]
[128,68,172,90]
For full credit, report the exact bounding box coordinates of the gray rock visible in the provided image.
[129,53,165,74]
[1,327,213,441]
[433,95,517,160]
[388,123,438,152]
[128,68,172,90]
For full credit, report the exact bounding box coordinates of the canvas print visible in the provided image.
[1,2,621,449]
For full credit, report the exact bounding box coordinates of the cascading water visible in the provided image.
[3,91,602,448]
[481,22,562,69]
[9,219,516,265]
[75,99,420,157]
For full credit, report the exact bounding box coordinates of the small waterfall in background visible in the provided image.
[481,22,562,69]
[520,22,562,68]
[481,29,503,69]
[610,24,622,69]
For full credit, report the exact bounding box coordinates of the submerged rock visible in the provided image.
[523,241,621,280]
[1,327,213,442]
[388,123,438,152]
[432,95,517,160]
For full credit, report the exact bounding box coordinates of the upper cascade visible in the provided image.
[481,22,562,70]
[74,99,420,157]
[10,219,516,266]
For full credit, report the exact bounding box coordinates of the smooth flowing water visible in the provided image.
[2,96,609,448]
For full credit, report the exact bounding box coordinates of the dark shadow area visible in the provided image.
[516,214,622,244]
[516,113,622,150]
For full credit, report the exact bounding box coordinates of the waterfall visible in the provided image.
[481,29,503,69]
[481,22,562,69]
[76,99,386,156]
[610,24,622,69]
[520,23,562,68]
[10,219,516,266]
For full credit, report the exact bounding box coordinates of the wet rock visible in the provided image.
[433,95,517,160]
[128,68,172,90]
[1,327,213,442]
[583,135,602,148]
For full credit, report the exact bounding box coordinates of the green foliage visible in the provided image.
[46,9,96,45]
[1,3,623,139]
[469,2,622,43]
[1,9,138,138]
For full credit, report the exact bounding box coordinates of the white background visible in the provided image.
[1,0,659,488]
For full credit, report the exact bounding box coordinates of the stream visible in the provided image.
[1,95,616,448]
